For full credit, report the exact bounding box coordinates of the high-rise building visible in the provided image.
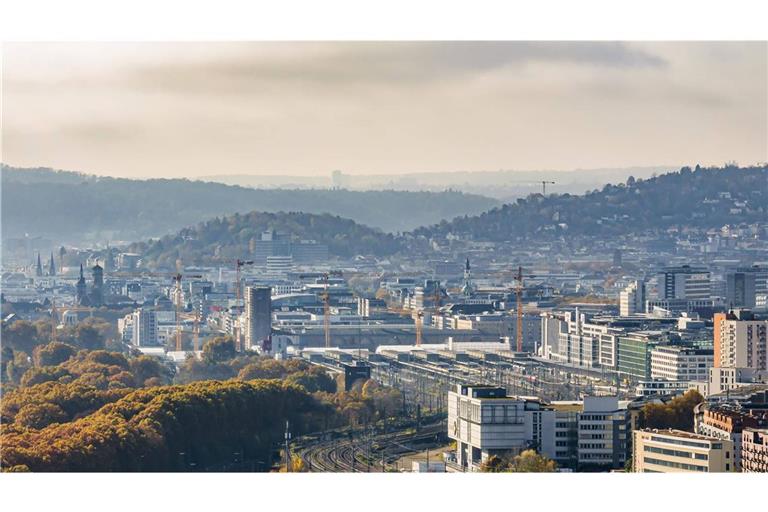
[633,429,735,473]
[131,308,158,347]
[726,267,768,309]
[713,309,768,370]
[245,286,272,350]
[657,265,711,300]
[619,280,645,316]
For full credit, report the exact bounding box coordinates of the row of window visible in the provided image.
[644,445,708,460]
[643,457,707,472]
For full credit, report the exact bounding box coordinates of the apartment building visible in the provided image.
[713,310,768,371]
[694,404,768,470]
[633,429,735,472]
[741,428,768,472]
[620,280,646,316]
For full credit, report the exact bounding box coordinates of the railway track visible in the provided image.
[297,422,446,473]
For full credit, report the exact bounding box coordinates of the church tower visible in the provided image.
[76,264,88,305]
[48,252,56,276]
[36,253,43,277]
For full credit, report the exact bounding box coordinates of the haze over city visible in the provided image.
[3,41,767,178]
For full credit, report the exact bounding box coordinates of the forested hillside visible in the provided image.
[127,210,406,269]
[1,165,498,242]
[414,165,768,241]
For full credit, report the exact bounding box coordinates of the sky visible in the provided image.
[2,41,766,178]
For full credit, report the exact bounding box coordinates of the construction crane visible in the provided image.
[510,180,556,195]
[234,259,254,352]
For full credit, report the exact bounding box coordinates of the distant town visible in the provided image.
[2,165,767,473]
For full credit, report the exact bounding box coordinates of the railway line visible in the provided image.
[296,421,446,472]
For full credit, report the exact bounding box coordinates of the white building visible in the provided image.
[657,265,711,300]
[650,345,713,382]
[576,396,631,469]
[131,308,158,347]
[620,280,646,316]
[714,309,768,371]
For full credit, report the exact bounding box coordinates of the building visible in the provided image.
[619,280,645,316]
[694,404,768,470]
[616,332,660,381]
[340,362,371,391]
[726,270,758,308]
[131,308,158,347]
[651,345,713,382]
[91,263,104,306]
[741,428,768,472]
[447,385,628,471]
[447,385,549,471]
[632,429,735,472]
[713,309,767,370]
[75,263,88,305]
[576,396,630,469]
[657,265,711,300]
[245,286,272,350]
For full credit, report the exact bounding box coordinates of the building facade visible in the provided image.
[633,429,735,473]
[245,286,272,350]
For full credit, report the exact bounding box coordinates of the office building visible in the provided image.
[576,396,630,469]
[726,270,758,308]
[657,265,711,300]
[245,286,272,350]
[651,345,713,382]
[633,429,735,472]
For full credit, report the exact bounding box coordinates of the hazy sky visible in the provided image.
[2,42,766,178]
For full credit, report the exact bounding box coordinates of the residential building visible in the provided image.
[620,280,645,316]
[695,404,768,470]
[713,309,768,370]
[741,428,768,472]
[633,429,735,472]
[726,270,758,308]
[131,308,158,347]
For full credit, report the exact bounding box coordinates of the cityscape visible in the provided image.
[2,38,768,481]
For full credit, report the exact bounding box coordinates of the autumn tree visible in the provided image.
[33,342,76,367]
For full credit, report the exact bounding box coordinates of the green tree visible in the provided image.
[202,336,236,363]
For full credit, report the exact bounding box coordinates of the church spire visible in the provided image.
[49,252,56,276]
[36,253,43,277]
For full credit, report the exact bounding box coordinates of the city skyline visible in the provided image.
[3,41,767,178]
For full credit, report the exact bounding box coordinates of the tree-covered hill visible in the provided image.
[414,165,768,241]
[1,165,498,242]
[127,210,406,269]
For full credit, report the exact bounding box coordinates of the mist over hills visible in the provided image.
[200,166,673,200]
[0,165,497,243]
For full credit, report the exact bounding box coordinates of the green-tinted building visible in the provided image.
[616,331,662,381]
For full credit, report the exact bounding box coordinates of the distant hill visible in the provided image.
[413,165,768,241]
[0,165,498,243]
[127,211,405,269]
[201,166,672,200]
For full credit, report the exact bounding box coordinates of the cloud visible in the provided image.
[123,41,667,94]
